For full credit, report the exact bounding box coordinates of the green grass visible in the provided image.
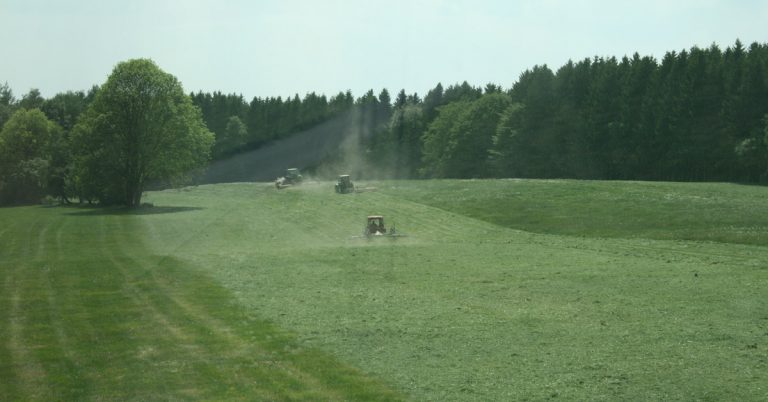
[2,179,768,400]
[0,202,402,401]
[381,179,768,245]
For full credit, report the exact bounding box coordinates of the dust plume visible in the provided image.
[201,104,389,183]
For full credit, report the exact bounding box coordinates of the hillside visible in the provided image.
[2,179,767,400]
[200,107,381,183]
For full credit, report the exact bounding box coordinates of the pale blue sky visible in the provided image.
[1,0,766,99]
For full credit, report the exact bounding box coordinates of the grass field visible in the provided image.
[2,179,767,400]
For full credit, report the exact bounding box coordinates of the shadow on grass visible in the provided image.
[64,205,204,216]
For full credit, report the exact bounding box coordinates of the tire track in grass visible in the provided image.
[129,183,768,399]
[4,216,49,400]
[104,253,215,399]
[0,268,20,399]
[31,213,214,400]
[104,215,235,350]
[7,283,48,398]
[103,248,190,343]
[21,216,91,400]
[138,257,344,400]
[1,205,399,400]
[0,220,19,399]
[91,216,304,399]
[94,215,218,399]
[34,221,49,260]
[39,282,87,397]
[112,214,400,400]
[110,218,344,400]
[51,214,127,399]
[39,217,91,399]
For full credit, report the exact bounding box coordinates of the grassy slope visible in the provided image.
[143,180,767,400]
[2,179,767,400]
[0,203,402,400]
[380,179,768,245]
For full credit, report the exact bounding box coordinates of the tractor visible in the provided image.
[335,175,355,194]
[363,215,402,238]
[275,168,303,189]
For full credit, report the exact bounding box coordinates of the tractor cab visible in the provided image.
[285,168,302,182]
[365,215,386,235]
[335,174,355,193]
[275,168,303,189]
[360,215,404,238]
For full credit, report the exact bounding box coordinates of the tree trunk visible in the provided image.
[125,177,142,208]
[132,189,142,207]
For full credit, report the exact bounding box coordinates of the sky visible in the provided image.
[1,0,767,100]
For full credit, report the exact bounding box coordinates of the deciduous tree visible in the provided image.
[71,59,214,206]
[0,109,62,204]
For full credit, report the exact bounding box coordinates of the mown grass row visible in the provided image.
[0,204,402,401]
[2,178,768,400]
[142,180,768,400]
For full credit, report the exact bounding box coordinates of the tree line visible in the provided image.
[1,40,767,206]
[0,60,213,206]
[369,40,768,183]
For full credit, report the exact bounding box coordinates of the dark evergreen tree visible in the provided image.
[394,89,407,108]
[377,88,392,122]
[422,82,444,122]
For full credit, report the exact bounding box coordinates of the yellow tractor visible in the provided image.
[363,215,403,238]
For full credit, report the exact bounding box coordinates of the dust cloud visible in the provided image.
[201,105,388,183]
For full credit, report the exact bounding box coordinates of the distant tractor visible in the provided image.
[275,168,303,189]
[335,175,355,194]
[363,215,403,238]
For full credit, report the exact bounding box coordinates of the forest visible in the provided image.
[1,39,767,205]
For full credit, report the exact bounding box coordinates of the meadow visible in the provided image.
[1,179,767,400]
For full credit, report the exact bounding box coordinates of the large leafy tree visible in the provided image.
[420,101,469,178]
[72,59,214,207]
[444,92,511,178]
[421,93,511,178]
[0,108,63,204]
